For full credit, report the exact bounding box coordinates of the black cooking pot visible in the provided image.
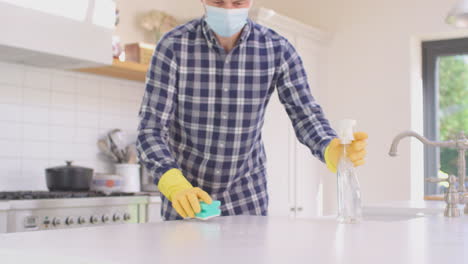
[45,161,94,191]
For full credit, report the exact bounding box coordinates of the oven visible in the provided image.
[0,191,151,233]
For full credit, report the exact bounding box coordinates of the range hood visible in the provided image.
[0,0,115,69]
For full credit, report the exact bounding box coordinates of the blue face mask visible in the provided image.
[204,5,250,37]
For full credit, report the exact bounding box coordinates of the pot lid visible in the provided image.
[46,161,93,172]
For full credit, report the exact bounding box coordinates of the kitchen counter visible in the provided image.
[0,215,467,264]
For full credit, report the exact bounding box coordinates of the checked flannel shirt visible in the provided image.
[137,17,337,220]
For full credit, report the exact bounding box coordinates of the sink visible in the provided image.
[362,213,425,222]
[316,211,429,223]
[361,204,443,222]
[315,201,445,222]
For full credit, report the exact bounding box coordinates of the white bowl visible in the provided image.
[91,173,124,195]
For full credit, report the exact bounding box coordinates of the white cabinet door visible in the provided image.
[294,36,325,218]
[256,11,328,218]
[146,203,162,223]
[263,29,296,217]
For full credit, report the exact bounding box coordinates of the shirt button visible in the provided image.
[224,88,228,92]
[219,143,225,147]
[215,170,221,175]
[222,114,228,119]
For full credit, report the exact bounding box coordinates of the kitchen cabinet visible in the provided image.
[146,196,163,223]
[253,8,332,218]
[0,0,114,69]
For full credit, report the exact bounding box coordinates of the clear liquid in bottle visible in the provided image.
[337,145,363,224]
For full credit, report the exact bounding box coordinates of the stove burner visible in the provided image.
[0,191,136,201]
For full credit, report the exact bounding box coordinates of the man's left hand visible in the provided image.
[325,132,368,173]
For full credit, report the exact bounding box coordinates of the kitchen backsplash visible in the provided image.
[0,61,144,190]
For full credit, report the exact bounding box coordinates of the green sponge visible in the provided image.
[195,200,221,220]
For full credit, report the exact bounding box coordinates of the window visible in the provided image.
[422,38,468,196]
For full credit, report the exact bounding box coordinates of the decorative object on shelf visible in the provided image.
[140,10,179,44]
[115,7,120,27]
[112,7,124,59]
[446,0,468,28]
[112,36,124,59]
[124,42,155,65]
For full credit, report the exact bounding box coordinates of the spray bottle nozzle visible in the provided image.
[336,119,356,145]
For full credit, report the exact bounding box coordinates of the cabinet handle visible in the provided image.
[290,207,296,212]
[297,207,303,212]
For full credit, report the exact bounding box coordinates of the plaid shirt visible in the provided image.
[137,17,337,220]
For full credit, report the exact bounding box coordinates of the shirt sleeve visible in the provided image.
[136,36,181,184]
[275,38,337,162]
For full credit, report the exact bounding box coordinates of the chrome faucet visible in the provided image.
[389,130,468,217]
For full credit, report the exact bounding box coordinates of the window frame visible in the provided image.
[422,37,468,195]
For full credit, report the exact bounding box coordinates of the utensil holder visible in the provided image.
[115,164,141,193]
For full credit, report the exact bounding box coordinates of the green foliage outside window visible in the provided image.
[438,56,468,177]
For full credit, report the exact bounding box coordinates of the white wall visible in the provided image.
[316,0,468,214]
[0,62,143,190]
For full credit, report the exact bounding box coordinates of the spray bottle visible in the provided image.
[336,119,362,224]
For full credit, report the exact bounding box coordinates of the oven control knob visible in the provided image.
[90,215,100,224]
[52,218,61,226]
[78,217,86,224]
[65,217,75,225]
[123,213,131,221]
[102,215,110,223]
[113,214,121,222]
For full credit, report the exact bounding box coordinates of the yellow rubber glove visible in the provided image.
[324,132,368,173]
[157,168,213,218]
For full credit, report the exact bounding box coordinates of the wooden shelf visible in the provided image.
[424,193,468,201]
[74,59,149,82]
[424,195,443,201]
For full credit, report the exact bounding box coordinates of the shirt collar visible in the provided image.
[201,16,252,46]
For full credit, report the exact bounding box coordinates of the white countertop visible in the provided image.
[0,215,467,264]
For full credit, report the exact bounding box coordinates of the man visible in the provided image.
[137,0,368,220]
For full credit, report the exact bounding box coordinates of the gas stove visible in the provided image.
[0,191,152,233]
[0,191,135,200]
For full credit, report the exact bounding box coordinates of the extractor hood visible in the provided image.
[0,0,115,69]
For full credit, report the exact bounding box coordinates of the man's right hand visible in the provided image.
[157,168,213,218]
[172,187,212,218]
